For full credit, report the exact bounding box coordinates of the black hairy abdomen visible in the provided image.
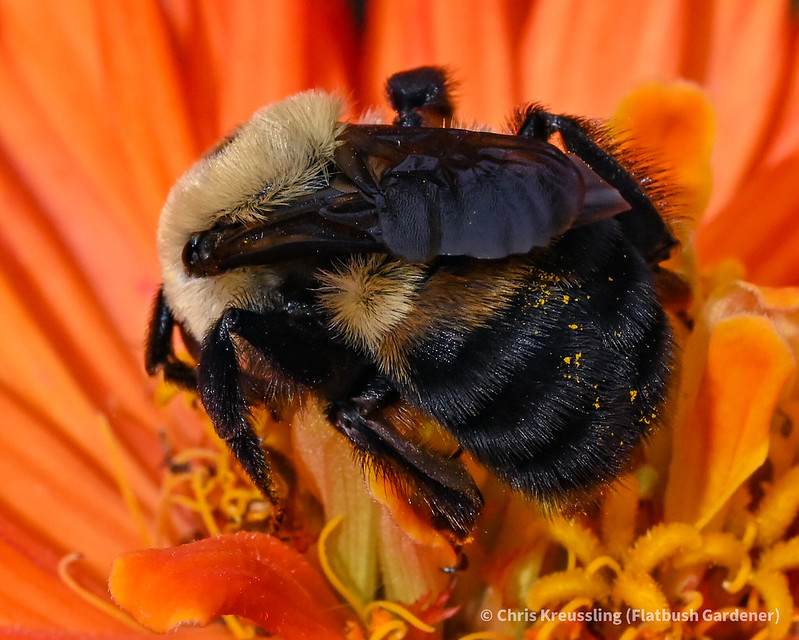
[400,219,672,500]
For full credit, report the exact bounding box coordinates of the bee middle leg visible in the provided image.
[197,305,372,506]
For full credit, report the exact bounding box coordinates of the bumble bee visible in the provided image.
[146,66,675,540]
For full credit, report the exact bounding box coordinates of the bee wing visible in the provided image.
[335,125,631,261]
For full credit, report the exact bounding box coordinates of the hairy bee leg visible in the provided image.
[198,311,281,508]
[517,108,676,263]
[517,109,651,211]
[145,287,197,390]
[330,388,484,540]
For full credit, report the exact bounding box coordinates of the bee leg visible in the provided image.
[516,108,646,204]
[197,305,369,499]
[517,107,676,264]
[386,66,454,127]
[145,287,197,390]
[197,309,282,509]
[330,382,484,540]
[198,306,482,539]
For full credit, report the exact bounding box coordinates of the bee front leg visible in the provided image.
[145,287,198,390]
[197,309,281,508]
[196,305,370,504]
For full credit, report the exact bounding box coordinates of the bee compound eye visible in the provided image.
[183,230,222,276]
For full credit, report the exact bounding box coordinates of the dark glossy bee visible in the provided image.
[146,66,675,540]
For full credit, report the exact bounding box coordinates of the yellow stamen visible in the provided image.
[58,553,147,632]
[366,601,435,634]
[170,447,223,465]
[190,468,222,536]
[679,590,703,614]
[756,466,799,545]
[742,520,758,549]
[222,614,257,639]
[749,570,792,639]
[674,530,750,591]
[548,517,601,568]
[585,555,622,578]
[319,515,367,621]
[612,570,669,631]
[759,537,799,572]
[626,523,702,573]
[369,619,406,640]
[562,596,595,613]
[535,598,602,640]
[458,633,515,640]
[527,569,608,611]
[723,554,752,594]
[155,379,182,405]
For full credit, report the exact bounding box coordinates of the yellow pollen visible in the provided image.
[365,600,435,635]
[630,390,638,402]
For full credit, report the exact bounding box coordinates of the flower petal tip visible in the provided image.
[109,532,353,639]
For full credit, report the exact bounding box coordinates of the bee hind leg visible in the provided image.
[330,383,484,542]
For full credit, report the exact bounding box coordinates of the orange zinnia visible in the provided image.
[1,2,797,639]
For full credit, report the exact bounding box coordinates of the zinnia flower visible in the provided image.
[1,2,797,640]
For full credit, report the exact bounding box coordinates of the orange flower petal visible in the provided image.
[694,152,799,287]
[762,29,799,167]
[699,1,793,221]
[109,532,353,638]
[0,627,231,639]
[519,1,685,118]
[612,80,715,231]
[665,313,795,527]
[165,0,358,135]
[362,0,516,126]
